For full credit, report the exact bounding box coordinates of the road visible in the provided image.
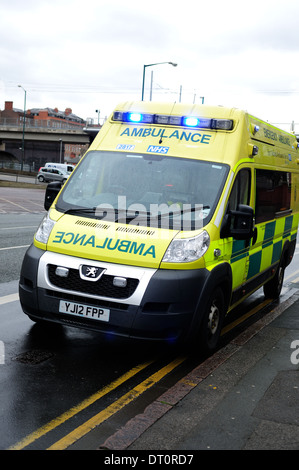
[1,186,299,451]
[0,172,40,185]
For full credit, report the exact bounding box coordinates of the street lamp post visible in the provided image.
[59,139,63,163]
[141,62,177,101]
[95,109,100,125]
[18,85,27,171]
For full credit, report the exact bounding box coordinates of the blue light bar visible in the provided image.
[112,111,233,130]
[154,115,182,126]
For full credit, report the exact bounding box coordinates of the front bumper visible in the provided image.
[19,245,209,342]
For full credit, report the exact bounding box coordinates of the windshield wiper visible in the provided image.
[57,206,97,215]
[56,205,210,225]
[114,209,151,223]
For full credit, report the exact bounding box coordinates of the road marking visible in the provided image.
[221,298,273,336]
[0,197,32,212]
[8,361,153,450]
[9,356,185,450]
[47,356,186,450]
[0,293,19,305]
[285,268,299,281]
[0,245,30,251]
[0,226,37,231]
[28,201,44,209]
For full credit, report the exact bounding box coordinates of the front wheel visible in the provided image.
[197,287,225,354]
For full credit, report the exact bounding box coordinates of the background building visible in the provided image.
[0,101,94,169]
[28,106,86,129]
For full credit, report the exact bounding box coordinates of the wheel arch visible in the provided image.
[189,262,232,336]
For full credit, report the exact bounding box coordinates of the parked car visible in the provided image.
[37,167,70,184]
[44,162,75,173]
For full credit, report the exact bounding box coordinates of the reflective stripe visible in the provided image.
[247,251,262,279]
[283,215,293,238]
[229,216,297,284]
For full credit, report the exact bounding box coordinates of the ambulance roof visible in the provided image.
[91,101,298,169]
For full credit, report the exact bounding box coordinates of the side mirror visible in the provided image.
[44,181,62,211]
[221,204,254,240]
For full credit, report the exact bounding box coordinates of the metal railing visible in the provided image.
[0,117,86,131]
[0,161,36,172]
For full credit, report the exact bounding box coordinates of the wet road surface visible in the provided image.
[1,187,299,450]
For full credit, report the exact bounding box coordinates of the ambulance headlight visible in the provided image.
[162,230,210,263]
[35,212,56,244]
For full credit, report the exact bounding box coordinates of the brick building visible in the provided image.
[0,101,89,167]
[0,101,86,128]
[0,101,24,127]
[29,106,86,129]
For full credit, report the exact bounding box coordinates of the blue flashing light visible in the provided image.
[183,116,200,127]
[127,112,143,123]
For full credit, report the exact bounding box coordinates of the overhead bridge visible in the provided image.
[0,121,101,165]
[0,125,91,145]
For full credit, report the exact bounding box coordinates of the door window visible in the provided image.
[228,169,251,211]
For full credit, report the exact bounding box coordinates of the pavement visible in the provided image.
[101,288,299,451]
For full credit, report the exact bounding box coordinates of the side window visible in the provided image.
[255,170,291,223]
[220,168,252,239]
[228,169,251,211]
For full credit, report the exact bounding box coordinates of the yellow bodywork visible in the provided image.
[35,102,299,305]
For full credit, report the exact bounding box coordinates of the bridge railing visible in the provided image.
[0,117,86,131]
[0,161,36,172]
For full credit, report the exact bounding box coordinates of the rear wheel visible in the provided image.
[197,287,225,354]
[263,261,285,299]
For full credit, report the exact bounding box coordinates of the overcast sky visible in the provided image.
[1,0,299,130]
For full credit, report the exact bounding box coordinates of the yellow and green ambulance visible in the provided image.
[19,101,299,352]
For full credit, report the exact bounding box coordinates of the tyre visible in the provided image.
[197,287,225,354]
[38,175,45,182]
[263,260,285,299]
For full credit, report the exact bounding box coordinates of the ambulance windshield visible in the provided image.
[56,151,229,230]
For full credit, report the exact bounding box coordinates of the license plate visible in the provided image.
[59,300,110,322]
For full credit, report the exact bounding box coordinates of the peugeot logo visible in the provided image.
[79,265,105,282]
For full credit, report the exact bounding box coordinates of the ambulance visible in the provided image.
[19,102,299,352]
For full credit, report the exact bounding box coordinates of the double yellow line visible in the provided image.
[10,280,289,451]
[221,298,273,336]
[9,356,185,450]
[285,267,299,285]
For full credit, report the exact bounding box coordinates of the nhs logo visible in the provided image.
[147,145,169,154]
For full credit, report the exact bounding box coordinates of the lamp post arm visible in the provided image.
[141,62,177,101]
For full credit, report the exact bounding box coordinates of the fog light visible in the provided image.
[55,267,69,278]
[113,277,127,287]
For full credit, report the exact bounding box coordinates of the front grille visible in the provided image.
[48,264,139,299]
